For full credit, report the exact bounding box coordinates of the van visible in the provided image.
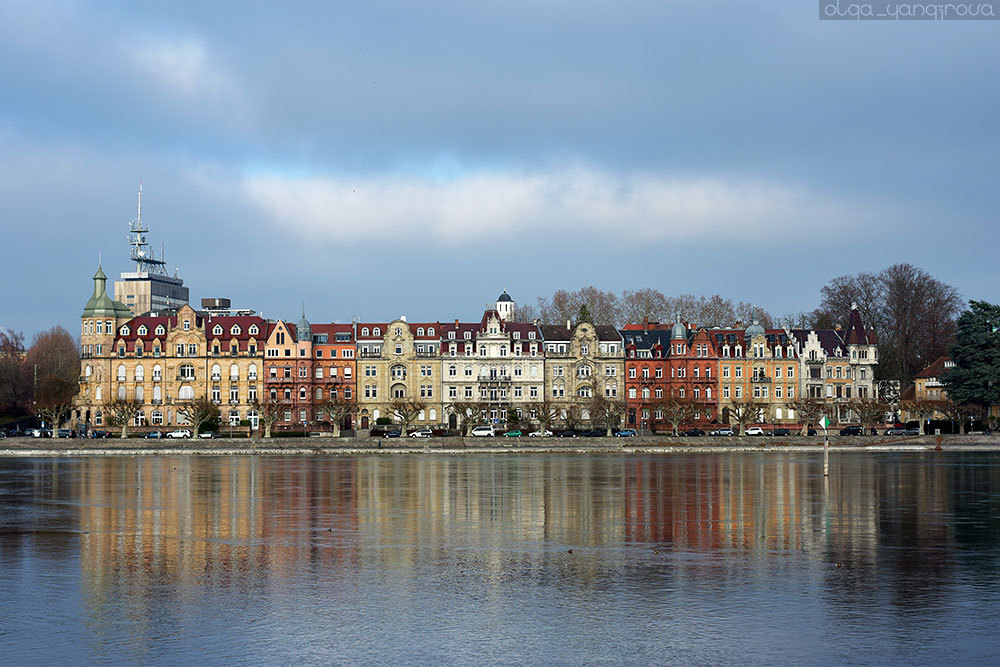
[470,425,495,437]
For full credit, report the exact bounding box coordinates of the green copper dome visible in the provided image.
[82,264,132,318]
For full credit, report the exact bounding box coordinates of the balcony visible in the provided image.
[151,399,162,405]
[478,374,512,383]
[359,352,382,358]
[176,374,195,381]
[152,375,161,382]
[415,351,439,358]
[750,376,772,384]
[211,374,221,381]
[229,398,240,405]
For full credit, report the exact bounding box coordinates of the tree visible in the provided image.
[510,302,539,323]
[528,399,559,434]
[177,396,220,437]
[652,397,697,435]
[850,398,889,434]
[816,264,962,387]
[35,376,77,436]
[390,398,426,434]
[448,401,481,434]
[320,393,355,437]
[901,399,941,435]
[577,303,594,325]
[787,398,830,436]
[619,288,670,325]
[252,395,283,438]
[24,327,79,395]
[588,395,626,435]
[0,330,28,416]
[105,397,144,438]
[942,400,977,435]
[727,398,765,436]
[562,404,585,431]
[536,287,620,326]
[942,301,1000,423]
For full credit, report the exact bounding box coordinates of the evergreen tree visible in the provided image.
[577,303,593,324]
[943,300,1000,419]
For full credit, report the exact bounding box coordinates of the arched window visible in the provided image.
[95,410,103,426]
[230,364,239,379]
[417,327,425,336]
[120,325,130,336]
[427,328,435,336]
[135,385,144,401]
[151,410,163,425]
[153,364,162,381]
[135,365,144,381]
[248,364,258,380]
[212,364,221,380]
[95,386,102,401]
[85,365,92,378]
[153,385,162,403]
[117,365,126,381]
[362,328,369,336]
[178,385,195,399]
[429,408,436,421]
[249,325,259,335]
[373,327,381,336]
[117,385,126,400]
[299,387,307,400]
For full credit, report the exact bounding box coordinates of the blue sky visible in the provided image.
[1,0,997,336]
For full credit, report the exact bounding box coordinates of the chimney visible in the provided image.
[400,315,407,322]
[566,319,571,331]
[643,316,649,333]
[533,318,539,326]
[735,320,743,328]
[455,318,459,326]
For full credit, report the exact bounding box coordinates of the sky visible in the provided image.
[1,0,998,338]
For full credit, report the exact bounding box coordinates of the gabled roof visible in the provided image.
[916,356,951,379]
[845,308,876,345]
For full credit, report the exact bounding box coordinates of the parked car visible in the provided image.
[166,429,192,439]
[807,428,818,436]
[30,428,52,438]
[528,429,553,437]
[384,429,402,438]
[745,426,765,436]
[884,427,919,436]
[57,429,75,438]
[408,428,433,438]
[771,428,791,436]
[90,430,111,439]
[839,425,863,436]
[682,428,705,437]
[502,430,522,437]
[709,428,734,436]
[582,428,606,437]
[198,431,217,439]
[470,426,495,437]
[144,431,163,439]
[556,430,577,438]
[615,429,637,437]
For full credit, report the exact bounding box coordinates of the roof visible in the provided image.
[83,265,132,319]
[497,290,513,302]
[539,323,622,343]
[845,307,877,345]
[916,356,952,380]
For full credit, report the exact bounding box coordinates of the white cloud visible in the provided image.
[124,33,243,110]
[238,165,865,246]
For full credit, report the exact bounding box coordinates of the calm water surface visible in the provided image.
[1,452,999,665]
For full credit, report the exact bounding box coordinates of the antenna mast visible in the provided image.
[128,181,167,275]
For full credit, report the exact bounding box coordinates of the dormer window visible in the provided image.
[513,331,520,340]
[373,328,381,336]
[120,326,130,336]
[427,327,435,336]
[155,325,165,336]
[417,327,425,336]
[528,332,535,340]
[137,325,147,336]
[449,331,455,340]
[362,328,369,336]
[213,325,223,336]
[249,325,259,335]
[464,332,472,340]
[231,325,241,335]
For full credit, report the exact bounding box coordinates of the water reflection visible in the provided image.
[1,452,999,664]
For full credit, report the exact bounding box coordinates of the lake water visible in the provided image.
[1,452,998,665]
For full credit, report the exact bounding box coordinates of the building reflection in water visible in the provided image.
[3,452,999,645]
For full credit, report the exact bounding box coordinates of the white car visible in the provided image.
[528,429,553,437]
[470,425,495,437]
[409,428,433,438]
[166,429,192,439]
[745,427,765,436]
[709,428,734,436]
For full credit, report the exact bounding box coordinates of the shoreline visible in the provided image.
[2,434,999,457]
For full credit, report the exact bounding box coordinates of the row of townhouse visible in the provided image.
[73,267,878,433]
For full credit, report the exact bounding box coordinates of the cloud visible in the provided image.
[124,33,243,109]
[238,165,865,246]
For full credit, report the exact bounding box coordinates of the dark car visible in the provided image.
[885,427,920,436]
[144,430,163,439]
[839,425,863,436]
[807,428,817,436]
[682,428,705,437]
[771,428,791,436]
[90,430,111,439]
[384,430,402,438]
[583,428,606,437]
[556,430,577,438]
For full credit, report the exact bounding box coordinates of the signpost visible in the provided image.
[820,415,831,476]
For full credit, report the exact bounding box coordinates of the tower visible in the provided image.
[496,289,514,322]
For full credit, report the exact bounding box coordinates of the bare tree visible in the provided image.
[850,398,889,434]
[562,404,585,431]
[901,399,942,435]
[652,397,698,435]
[105,397,144,438]
[527,399,559,434]
[24,327,79,396]
[727,398,765,436]
[537,287,620,326]
[788,398,830,436]
[588,395,626,435]
[510,302,539,323]
[320,393,355,437]
[390,398,426,434]
[942,400,977,435]
[448,400,481,434]
[177,396,220,437]
[35,376,78,436]
[0,330,28,416]
[251,395,283,438]
[620,288,670,325]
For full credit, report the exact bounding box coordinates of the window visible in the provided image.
[135,365,144,381]
[179,365,195,379]
[212,386,221,403]
[315,367,323,379]
[628,368,636,379]
[183,320,190,331]
[188,343,197,356]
